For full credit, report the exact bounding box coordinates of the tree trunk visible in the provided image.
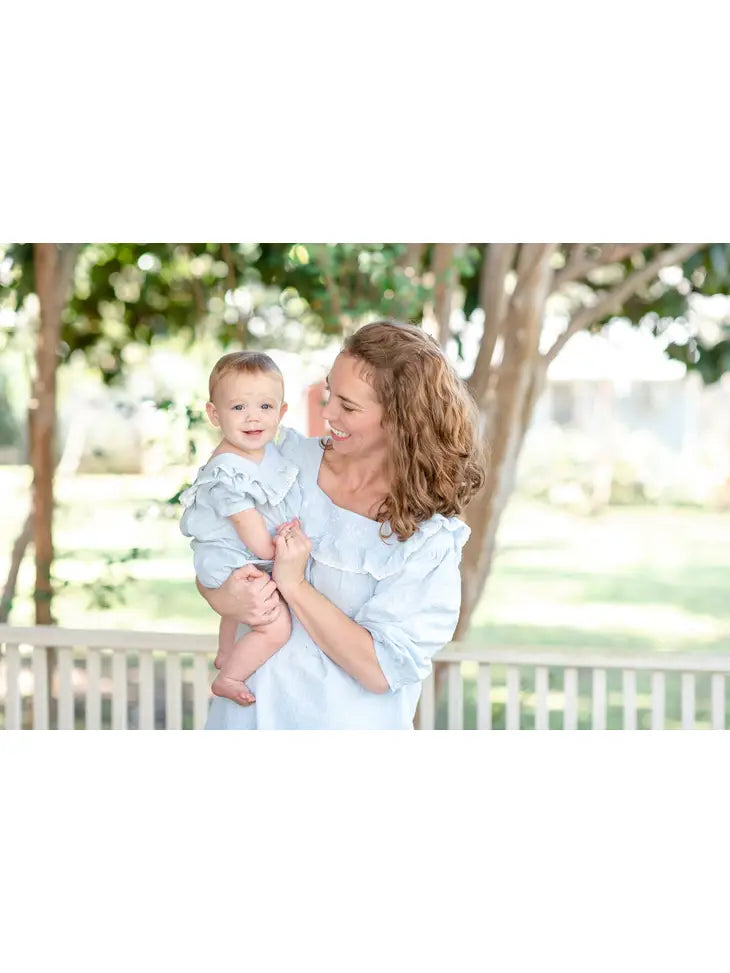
[469,243,517,403]
[451,242,703,645]
[29,244,77,726]
[455,245,557,639]
[31,244,65,625]
[431,243,461,348]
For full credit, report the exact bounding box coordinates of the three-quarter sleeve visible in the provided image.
[352,528,466,692]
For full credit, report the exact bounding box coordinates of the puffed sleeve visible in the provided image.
[353,523,468,692]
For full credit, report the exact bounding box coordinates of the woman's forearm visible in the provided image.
[282,580,390,693]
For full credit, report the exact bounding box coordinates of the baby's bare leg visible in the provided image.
[212,609,292,706]
[215,616,239,670]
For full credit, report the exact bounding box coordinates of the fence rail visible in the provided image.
[1,625,729,730]
[0,625,217,731]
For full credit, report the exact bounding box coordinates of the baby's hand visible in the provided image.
[275,518,301,537]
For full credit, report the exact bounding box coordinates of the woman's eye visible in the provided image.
[342,405,354,413]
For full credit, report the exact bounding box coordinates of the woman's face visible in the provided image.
[321,353,387,457]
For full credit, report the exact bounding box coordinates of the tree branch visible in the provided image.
[0,511,33,623]
[553,243,652,289]
[544,242,705,364]
[556,243,588,284]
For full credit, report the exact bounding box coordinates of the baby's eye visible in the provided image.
[232,404,244,411]
[261,404,271,410]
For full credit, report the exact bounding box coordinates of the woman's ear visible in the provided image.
[205,401,220,427]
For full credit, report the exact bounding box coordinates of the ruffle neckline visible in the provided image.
[309,511,470,581]
[180,449,299,509]
[275,425,471,579]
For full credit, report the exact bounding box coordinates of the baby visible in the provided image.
[180,351,301,705]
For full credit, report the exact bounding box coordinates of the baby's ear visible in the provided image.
[279,402,289,420]
[205,401,220,427]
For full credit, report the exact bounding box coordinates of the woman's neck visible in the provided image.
[326,447,390,493]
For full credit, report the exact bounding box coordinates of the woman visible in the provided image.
[198,320,487,729]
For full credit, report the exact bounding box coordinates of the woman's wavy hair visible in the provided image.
[331,320,487,541]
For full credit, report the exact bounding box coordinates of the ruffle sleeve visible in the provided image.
[180,453,299,518]
[346,516,470,692]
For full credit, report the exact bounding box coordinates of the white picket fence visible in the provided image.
[0,626,216,731]
[429,644,730,730]
[1,624,729,730]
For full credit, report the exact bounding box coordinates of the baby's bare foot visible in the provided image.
[212,673,255,706]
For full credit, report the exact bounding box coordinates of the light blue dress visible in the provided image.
[204,426,470,730]
[180,447,302,587]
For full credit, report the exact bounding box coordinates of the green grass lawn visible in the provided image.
[1,465,729,729]
[469,500,730,655]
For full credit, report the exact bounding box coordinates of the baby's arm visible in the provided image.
[229,508,276,560]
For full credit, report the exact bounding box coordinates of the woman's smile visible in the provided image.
[327,423,351,440]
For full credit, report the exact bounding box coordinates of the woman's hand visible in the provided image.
[273,518,312,598]
[196,564,282,626]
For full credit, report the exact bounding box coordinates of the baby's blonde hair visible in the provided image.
[208,351,284,400]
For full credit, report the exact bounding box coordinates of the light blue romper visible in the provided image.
[180,445,302,587]
[204,426,470,730]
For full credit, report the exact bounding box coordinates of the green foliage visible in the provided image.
[461,244,486,319]
[256,243,432,328]
[2,243,436,384]
[598,246,729,315]
[3,242,730,389]
[616,244,730,385]
[666,333,730,384]
[2,243,329,384]
[54,546,152,611]
[1,243,34,306]
[0,373,21,446]
[66,243,290,381]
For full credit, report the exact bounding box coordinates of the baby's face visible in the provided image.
[207,370,287,453]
